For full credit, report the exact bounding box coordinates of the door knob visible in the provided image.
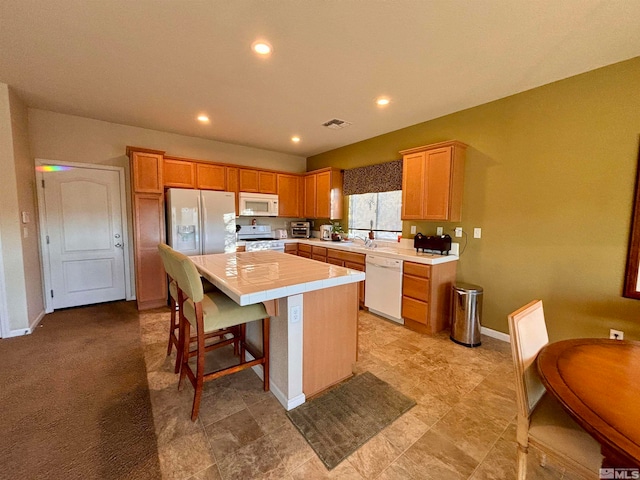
[115,234,121,238]
[115,243,123,248]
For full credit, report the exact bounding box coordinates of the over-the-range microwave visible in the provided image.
[238,192,279,217]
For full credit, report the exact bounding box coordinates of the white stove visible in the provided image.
[237,225,285,252]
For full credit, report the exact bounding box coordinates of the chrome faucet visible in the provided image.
[353,236,376,248]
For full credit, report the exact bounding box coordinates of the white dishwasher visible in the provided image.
[365,255,404,324]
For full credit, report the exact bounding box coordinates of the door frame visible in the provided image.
[35,159,133,313]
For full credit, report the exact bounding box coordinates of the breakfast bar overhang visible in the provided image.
[190,250,365,410]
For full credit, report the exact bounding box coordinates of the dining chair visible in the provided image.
[158,244,222,373]
[508,300,602,479]
[172,252,270,421]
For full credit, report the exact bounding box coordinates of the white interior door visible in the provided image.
[43,166,126,309]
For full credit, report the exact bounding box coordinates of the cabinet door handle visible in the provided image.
[115,243,123,248]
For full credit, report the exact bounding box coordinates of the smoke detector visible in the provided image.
[322,118,352,130]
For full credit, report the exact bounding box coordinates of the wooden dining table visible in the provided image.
[536,338,640,468]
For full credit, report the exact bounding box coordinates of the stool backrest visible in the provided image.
[172,253,205,303]
[158,243,176,281]
[508,299,549,419]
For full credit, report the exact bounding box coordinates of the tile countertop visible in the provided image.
[190,251,366,306]
[284,238,459,265]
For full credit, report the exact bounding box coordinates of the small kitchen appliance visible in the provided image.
[274,228,288,239]
[290,221,310,238]
[414,233,452,255]
[320,224,332,241]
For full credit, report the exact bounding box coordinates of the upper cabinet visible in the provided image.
[196,163,226,190]
[277,173,303,217]
[239,168,277,194]
[304,168,343,219]
[130,148,164,193]
[400,141,467,221]
[164,158,196,188]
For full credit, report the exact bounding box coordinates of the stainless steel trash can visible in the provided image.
[450,282,483,347]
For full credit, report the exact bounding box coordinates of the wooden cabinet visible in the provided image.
[239,169,277,194]
[162,158,226,191]
[129,148,164,193]
[277,173,303,217]
[196,163,226,190]
[401,260,457,334]
[132,192,167,310]
[128,147,168,310]
[298,243,312,259]
[311,245,327,263]
[304,168,343,219]
[226,166,239,213]
[327,249,366,307]
[163,158,196,188]
[284,243,298,255]
[400,141,467,221]
[303,174,317,218]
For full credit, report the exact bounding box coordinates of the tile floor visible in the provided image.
[140,308,581,480]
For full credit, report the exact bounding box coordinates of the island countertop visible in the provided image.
[190,250,365,306]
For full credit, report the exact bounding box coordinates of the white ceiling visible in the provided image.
[1,1,640,157]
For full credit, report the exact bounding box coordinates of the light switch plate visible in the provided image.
[410,225,416,234]
[473,228,482,238]
[436,226,443,235]
[454,227,463,237]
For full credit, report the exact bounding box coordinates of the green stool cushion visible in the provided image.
[183,291,268,332]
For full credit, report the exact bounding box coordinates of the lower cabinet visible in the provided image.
[284,243,298,255]
[132,193,167,310]
[326,249,366,307]
[401,261,457,334]
[311,246,327,263]
[298,243,312,258]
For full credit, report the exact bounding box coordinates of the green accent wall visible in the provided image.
[308,57,640,341]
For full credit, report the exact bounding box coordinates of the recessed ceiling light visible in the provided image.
[376,97,390,106]
[197,114,210,123]
[291,136,301,143]
[252,41,272,56]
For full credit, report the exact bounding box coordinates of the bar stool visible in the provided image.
[158,243,222,374]
[158,243,182,373]
[172,253,270,421]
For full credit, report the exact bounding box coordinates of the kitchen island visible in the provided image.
[190,250,365,410]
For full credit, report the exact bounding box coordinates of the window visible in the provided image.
[348,190,402,241]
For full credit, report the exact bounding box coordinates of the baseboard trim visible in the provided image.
[245,351,305,411]
[4,310,47,338]
[481,326,510,343]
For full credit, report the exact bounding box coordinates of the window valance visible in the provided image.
[342,160,403,196]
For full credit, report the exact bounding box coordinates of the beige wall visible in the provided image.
[0,84,42,334]
[10,90,44,325]
[308,57,640,341]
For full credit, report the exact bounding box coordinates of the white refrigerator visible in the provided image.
[166,188,237,255]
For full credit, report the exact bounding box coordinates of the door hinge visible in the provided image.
[50,290,54,298]
[46,235,50,244]
[41,179,45,188]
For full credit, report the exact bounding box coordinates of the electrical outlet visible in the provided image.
[436,226,443,235]
[290,305,301,323]
[610,328,624,340]
[454,227,463,238]
[473,228,482,238]
[410,225,417,234]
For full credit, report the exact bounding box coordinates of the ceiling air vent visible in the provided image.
[322,118,352,130]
